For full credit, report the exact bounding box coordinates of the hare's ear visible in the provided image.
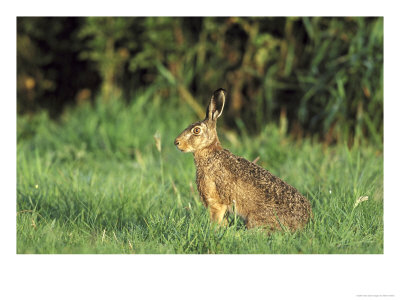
[206,88,226,121]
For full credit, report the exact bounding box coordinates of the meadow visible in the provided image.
[16,93,383,254]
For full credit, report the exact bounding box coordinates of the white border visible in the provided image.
[2,1,399,299]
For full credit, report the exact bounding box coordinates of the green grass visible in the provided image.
[17,95,383,254]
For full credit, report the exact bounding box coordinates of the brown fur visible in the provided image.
[174,89,312,231]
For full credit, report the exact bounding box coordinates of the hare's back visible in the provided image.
[218,149,309,206]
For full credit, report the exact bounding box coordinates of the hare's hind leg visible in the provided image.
[209,202,228,226]
[246,214,280,231]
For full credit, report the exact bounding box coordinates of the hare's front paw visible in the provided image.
[209,203,228,226]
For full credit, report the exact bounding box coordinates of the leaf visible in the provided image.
[354,195,368,208]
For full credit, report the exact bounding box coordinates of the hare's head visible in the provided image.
[174,88,226,153]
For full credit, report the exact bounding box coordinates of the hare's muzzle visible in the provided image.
[174,138,183,151]
[174,137,189,152]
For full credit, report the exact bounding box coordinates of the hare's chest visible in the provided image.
[195,169,218,203]
[195,166,234,207]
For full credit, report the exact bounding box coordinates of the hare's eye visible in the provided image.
[192,127,201,135]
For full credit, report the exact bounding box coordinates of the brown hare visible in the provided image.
[174,88,312,231]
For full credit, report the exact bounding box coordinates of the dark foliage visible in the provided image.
[17,17,383,144]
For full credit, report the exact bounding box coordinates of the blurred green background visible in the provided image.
[17,17,383,145]
[16,17,384,253]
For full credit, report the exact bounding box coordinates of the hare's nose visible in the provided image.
[174,139,180,146]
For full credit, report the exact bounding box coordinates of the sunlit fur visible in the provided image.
[174,89,312,232]
[175,121,219,153]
